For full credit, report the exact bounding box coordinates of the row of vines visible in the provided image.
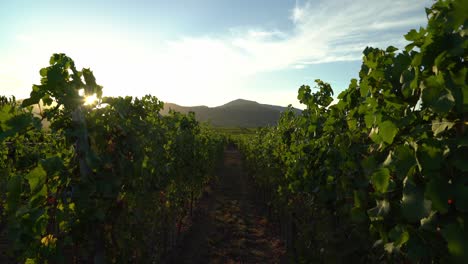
[0,54,224,263]
[236,0,467,263]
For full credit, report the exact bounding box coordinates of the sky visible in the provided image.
[0,0,433,108]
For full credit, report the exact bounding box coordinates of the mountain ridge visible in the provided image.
[161,99,301,127]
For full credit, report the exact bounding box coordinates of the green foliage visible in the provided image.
[1,54,224,263]
[236,0,467,262]
[371,168,390,194]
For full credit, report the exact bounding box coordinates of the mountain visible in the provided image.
[161,99,301,127]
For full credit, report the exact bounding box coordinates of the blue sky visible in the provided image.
[0,0,432,108]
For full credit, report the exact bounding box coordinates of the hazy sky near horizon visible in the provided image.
[1,0,432,108]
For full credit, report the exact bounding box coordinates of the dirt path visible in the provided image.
[167,148,286,263]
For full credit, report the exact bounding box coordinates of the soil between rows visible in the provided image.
[166,147,286,264]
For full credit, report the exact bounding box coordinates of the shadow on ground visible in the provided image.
[166,147,286,264]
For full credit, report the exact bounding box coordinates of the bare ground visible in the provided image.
[166,148,286,264]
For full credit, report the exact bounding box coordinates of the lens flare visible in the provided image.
[84,94,97,105]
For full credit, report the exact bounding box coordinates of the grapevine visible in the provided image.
[236,0,467,262]
[0,56,224,263]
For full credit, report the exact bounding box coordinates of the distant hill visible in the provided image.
[20,97,301,128]
[161,99,302,127]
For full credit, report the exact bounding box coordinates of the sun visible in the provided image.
[84,94,98,105]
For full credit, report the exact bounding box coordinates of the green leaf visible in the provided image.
[417,142,443,172]
[432,119,455,136]
[25,258,37,264]
[15,205,31,218]
[364,114,374,128]
[425,177,450,214]
[401,179,431,222]
[420,211,438,230]
[463,81,468,112]
[7,175,22,211]
[361,155,377,177]
[41,157,65,176]
[404,29,423,42]
[39,67,48,77]
[379,121,398,144]
[353,190,366,208]
[442,223,468,262]
[411,53,422,67]
[21,89,44,107]
[347,119,357,130]
[384,243,395,253]
[368,200,390,221]
[392,144,417,179]
[364,112,382,128]
[435,91,456,113]
[421,75,455,113]
[26,165,47,194]
[372,168,391,193]
[369,127,383,144]
[386,46,398,53]
[0,113,35,140]
[451,0,468,28]
[7,114,32,132]
[42,94,53,106]
[389,225,409,247]
[0,104,13,124]
[406,233,430,261]
[360,81,370,97]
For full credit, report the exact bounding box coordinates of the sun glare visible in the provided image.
[84,94,98,105]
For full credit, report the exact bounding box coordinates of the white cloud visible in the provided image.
[369,17,427,30]
[0,0,432,108]
[247,29,286,39]
[294,64,306,69]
